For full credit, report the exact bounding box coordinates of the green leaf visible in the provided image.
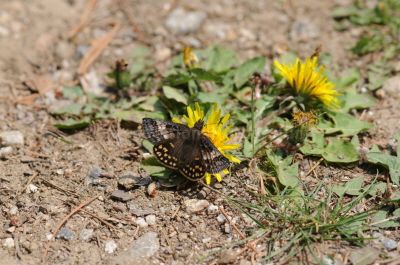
[300,132,359,163]
[332,177,363,196]
[163,86,188,105]
[200,44,238,72]
[371,207,400,228]
[337,91,375,113]
[62,86,85,99]
[366,152,400,186]
[197,92,226,106]
[52,117,91,129]
[318,111,373,137]
[267,151,299,188]
[332,68,361,89]
[53,103,85,115]
[189,68,222,82]
[234,56,265,88]
[140,156,175,178]
[110,110,167,123]
[348,246,380,265]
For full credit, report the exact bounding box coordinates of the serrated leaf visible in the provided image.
[366,152,400,186]
[53,103,85,115]
[318,111,373,137]
[163,86,188,105]
[300,133,359,163]
[62,86,85,99]
[52,117,91,129]
[234,56,265,88]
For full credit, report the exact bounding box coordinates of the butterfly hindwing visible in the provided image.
[200,135,230,174]
[153,141,180,170]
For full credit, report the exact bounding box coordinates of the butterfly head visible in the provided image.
[193,119,204,131]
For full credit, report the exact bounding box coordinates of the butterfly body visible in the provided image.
[142,118,230,180]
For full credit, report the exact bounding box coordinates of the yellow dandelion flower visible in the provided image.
[183,47,199,69]
[172,103,240,184]
[273,57,341,109]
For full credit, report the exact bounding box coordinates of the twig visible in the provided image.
[160,227,174,252]
[13,233,23,260]
[18,172,38,195]
[170,205,180,219]
[218,206,261,256]
[42,194,100,261]
[39,177,80,198]
[20,148,54,158]
[305,158,324,177]
[77,21,121,75]
[119,0,143,41]
[53,196,119,230]
[69,0,98,39]
[129,225,139,243]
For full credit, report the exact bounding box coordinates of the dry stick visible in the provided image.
[42,194,100,261]
[69,0,98,39]
[77,21,121,75]
[20,147,54,158]
[305,158,324,177]
[217,206,261,256]
[129,225,140,243]
[160,227,174,252]
[53,196,119,230]
[18,172,38,195]
[119,0,143,42]
[39,177,80,198]
[170,205,180,219]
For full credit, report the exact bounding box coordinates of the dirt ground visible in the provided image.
[0,0,399,264]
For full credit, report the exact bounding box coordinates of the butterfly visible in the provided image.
[142,118,230,181]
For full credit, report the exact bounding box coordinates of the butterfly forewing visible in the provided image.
[200,135,230,174]
[142,118,188,144]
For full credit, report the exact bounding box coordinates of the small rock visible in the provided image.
[118,175,139,189]
[184,199,210,214]
[22,241,39,253]
[218,249,237,264]
[79,228,94,242]
[207,205,219,215]
[3,238,14,248]
[165,9,207,35]
[111,190,133,202]
[76,45,91,58]
[0,25,10,37]
[26,184,38,193]
[381,238,398,251]
[88,168,106,179]
[135,217,148,228]
[104,239,118,254]
[202,237,211,243]
[382,75,400,98]
[289,19,320,41]
[145,215,156,226]
[178,233,187,242]
[224,223,231,233]
[56,228,75,242]
[154,47,172,62]
[0,131,24,147]
[217,214,227,223]
[20,155,35,162]
[9,206,18,215]
[214,183,223,189]
[0,146,13,158]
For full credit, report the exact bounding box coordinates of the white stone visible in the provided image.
[207,204,219,215]
[104,239,118,254]
[136,217,148,227]
[202,237,211,243]
[145,215,156,226]
[3,238,14,248]
[26,184,38,193]
[184,199,210,214]
[0,131,24,147]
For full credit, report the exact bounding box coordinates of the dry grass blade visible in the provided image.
[69,0,98,39]
[42,194,100,261]
[77,21,121,75]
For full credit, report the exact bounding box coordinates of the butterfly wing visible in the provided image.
[178,139,207,181]
[142,118,188,144]
[200,135,230,174]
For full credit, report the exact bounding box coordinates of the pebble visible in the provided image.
[22,241,39,253]
[202,237,211,243]
[88,168,106,179]
[381,238,398,251]
[218,249,237,264]
[76,45,91,58]
[207,205,219,215]
[56,228,75,242]
[217,214,227,223]
[0,131,24,147]
[104,239,118,254]
[184,199,210,214]
[112,232,159,264]
[154,47,172,62]
[3,238,15,248]
[79,228,94,242]
[136,217,149,228]
[224,223,231,233]
[165,9,207,35]
[382,75,400,98]
[26,184,38,193]
[111,190,133,202]
[289,19,320,41]
[118,175,140,189]
[145,215,156,226]
[0,146,13,158]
